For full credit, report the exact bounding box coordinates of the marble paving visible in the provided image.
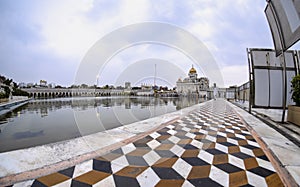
[11,100,284,187]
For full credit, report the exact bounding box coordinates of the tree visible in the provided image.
[132,86,141,90]
[0,75,28,98]
[80,84,88,88]
[13,82,18,88]
[0,86,9,98]
[0,75,6,83]
[3,86,10,98]
[89,85,97,89]
[291,75,300,106]
[3,78,12,86]
[13,87,29,96]
[69,85,80,88]
[0,92,6,99]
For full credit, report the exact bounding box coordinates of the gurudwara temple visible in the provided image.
[176,65,209,97]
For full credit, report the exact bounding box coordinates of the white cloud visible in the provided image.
[221,64,249,87]
[79,0,265,87]
[179,0,270,87]
[151,0,175,19]
[35,0,153,60]
[1,0,279,87]
[99,44,194,86]
[33,0,97,58]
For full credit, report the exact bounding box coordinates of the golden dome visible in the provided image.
[189,65,197,74]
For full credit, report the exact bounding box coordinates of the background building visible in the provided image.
[176,66,209,97]
[40,80,47,87]
[18,82,26,88]
[125,82,131,89]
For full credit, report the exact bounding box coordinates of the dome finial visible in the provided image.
[189,65,197,74]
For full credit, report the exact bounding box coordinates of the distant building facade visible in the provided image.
[40,80,47,87]
[18,82,26,88]
[176,66,209,97]
[207,83,226,99]
[137,84,154,96]
[48,83,56,88]
[125,82,131,89]
[27,83,34,88]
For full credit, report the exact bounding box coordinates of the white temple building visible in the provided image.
[176,65,209,97]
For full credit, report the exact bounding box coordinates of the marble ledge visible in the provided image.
[0,101,203,179]
[285,165,300,185]
[228,102,300,185]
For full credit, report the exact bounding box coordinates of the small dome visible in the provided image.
[189,65,197,74]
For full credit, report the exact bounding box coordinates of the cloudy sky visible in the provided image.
[1,0,299,88]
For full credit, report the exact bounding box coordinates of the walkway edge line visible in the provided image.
[229,101,300,187]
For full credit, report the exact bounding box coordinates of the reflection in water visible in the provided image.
[0,97,203,153]
[13,130,44,139]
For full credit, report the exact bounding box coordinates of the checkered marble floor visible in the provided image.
[13,100,284,187]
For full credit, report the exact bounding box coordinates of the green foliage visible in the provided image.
[132,87,141,90]
[0,75,13,87]
[0,74,28,98]
[3,78,12,86]
[0,75,6,83]
[4,87,10,97]
[0,92,7,99]
[70,85,80,88]
[291,75,300,106]
[89,85,97,89]
[0,86,10,98]
[12,88,29,96]
[80,84,88,88]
